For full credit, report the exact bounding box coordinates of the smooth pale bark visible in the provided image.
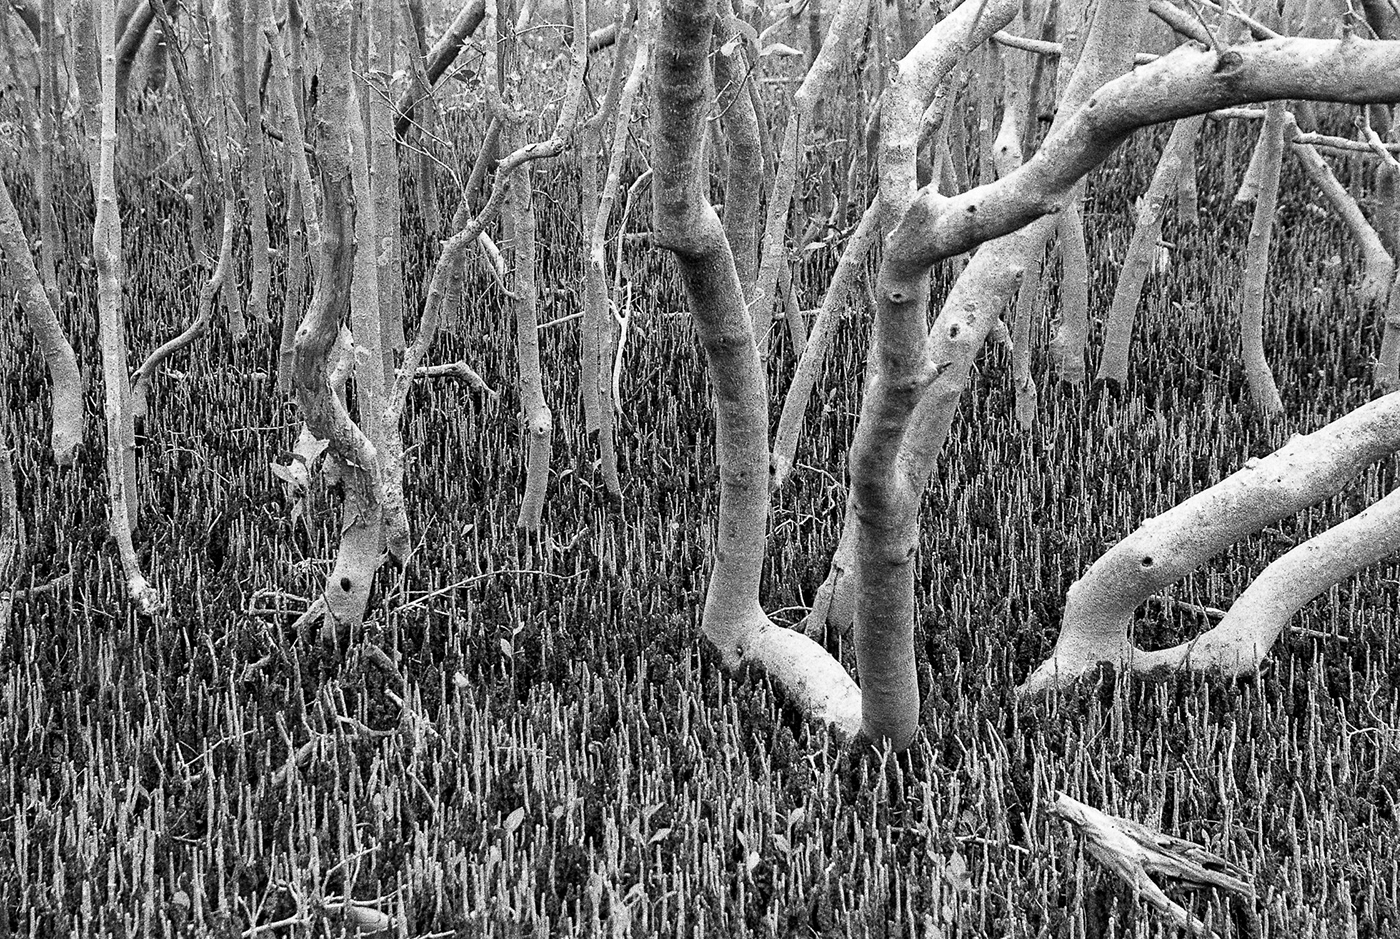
[294,0,382,636]
[1051,205,1089,385]
[578,0,630,474]
[1203,107,1397,307]
[887,37,1400,275]
[94,0,157,613]
[1238,101,1285,419]
[830,0,1138,746]
[652,0,861,741]
[0,175,83,466]
[1023,392,1400,693]
[1097,115,1204,388]
[1136,484,1400,678]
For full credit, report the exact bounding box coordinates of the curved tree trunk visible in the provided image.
[293,0,383,638]
[1023,391,1400,692]
[652,0,862,740]
[0,175,83,467]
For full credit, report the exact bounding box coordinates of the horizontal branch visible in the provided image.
[887,38,1400,278]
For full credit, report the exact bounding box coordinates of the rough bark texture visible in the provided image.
[1023,392,1400,692]
[294,0,383,636]
[368,0,406,354]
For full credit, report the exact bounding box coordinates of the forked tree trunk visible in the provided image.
[803,0,1137,653]
[1024,392,1400,691]
[653,0,862,740]
[293,0,383,637]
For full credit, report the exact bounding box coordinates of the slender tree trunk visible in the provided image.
[1238,100,1286,419]
[368,0,405,355]
[242,0,270,327]
[93,0,157,611]
[715,9,762,294]
[1097,115,1204,388]
[400,0,440,234]
[348,85,386,448]
[581,10,642,507]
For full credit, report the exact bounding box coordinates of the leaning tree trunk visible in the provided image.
[1237,100,1286,419]
[1024,392,1400,691]
[1097,114,1204,388]
[0,175,83,466]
